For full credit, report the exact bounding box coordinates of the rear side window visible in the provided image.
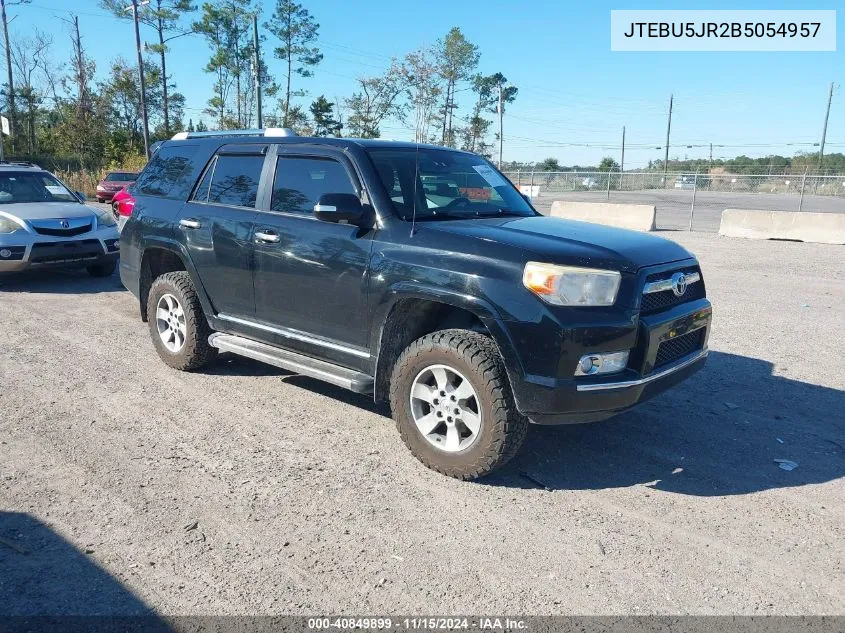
[134,143,200,200]
[206,155,264,208]
[271,156,356,215]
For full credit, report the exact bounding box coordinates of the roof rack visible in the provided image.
[171,128,297,140]
[0,160,42,169]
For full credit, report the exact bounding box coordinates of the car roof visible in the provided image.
[0,161,43,171]
[163,133,472,155]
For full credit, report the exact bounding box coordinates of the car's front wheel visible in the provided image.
[146,271,217,371]
[389,329,528,480]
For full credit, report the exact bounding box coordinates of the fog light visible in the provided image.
[574,351,630,376]
[0,249,10,258]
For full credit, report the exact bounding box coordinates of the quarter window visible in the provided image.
[134,143,200,200]
[207,155,264,208]
[271,156,356,215]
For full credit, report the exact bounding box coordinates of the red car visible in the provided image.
[110,186,136,228]
[96,170,139,203]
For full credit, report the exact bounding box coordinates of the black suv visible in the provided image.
[120,129,712,479]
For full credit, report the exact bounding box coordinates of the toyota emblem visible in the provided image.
[671,272,688,297]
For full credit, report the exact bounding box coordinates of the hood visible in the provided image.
[0,202,96,222]
[426,215,693,273]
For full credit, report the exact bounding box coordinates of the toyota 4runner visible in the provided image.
[120,129,712,479]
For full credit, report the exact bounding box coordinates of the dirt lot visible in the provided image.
[1,233,843,616]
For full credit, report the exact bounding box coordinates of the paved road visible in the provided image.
[1,233,843,616]
[532,190,845,231]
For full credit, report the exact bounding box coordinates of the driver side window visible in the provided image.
[271,156,357,215]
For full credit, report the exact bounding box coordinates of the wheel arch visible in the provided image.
[371,286,525,404]
[138,239,210,323]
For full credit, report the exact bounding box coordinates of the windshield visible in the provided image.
[367,148,535,220]
[0,172,78,204]
[105,172,138,182]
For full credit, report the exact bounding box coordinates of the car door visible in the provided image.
[178,144,268,317]
[251,145,374,362]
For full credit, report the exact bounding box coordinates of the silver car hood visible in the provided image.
[0,202,95,221]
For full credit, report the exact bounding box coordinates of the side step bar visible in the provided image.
[209,333,374,394]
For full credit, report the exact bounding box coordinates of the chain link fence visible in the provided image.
[503,171,845,232]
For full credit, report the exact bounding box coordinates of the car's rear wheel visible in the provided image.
[86,261,117,277]
[389,329,528,480]
[146,271,217,371]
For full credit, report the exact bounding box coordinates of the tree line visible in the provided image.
[0,0,518,172]
[0,0,840,177]
[503,152,845,176]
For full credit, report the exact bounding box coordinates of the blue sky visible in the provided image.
[11,0,844,167]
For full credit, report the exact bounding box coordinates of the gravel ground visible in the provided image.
[1,232,843,616]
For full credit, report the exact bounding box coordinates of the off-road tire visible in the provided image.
[146,271,217,371]
[86,261,117,277]
[389,329,529,480]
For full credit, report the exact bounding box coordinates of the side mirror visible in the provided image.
[314,193,364,225]
[76,191,87,202]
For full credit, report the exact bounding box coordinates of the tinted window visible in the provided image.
[271,157,356,215]
[135,143,200,199]
[191,156,216,203]
[207,155,264,208]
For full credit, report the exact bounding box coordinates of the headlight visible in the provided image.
[0,215,24,234]
[523,262,621,306]
[96,210,116,228]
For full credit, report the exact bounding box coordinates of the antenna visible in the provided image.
[410,141,421,237]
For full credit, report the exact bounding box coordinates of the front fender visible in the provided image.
[371,282,527,403]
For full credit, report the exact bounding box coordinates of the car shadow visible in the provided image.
[486,350,845,495]
[210,350,844,496]
[206,353,392,417]
[0,511,170,628]
[0,268,125,295]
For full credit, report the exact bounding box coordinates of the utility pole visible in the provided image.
[709,142,713,169]
[620,126,626,173]
[663,94,673,178]
[818,81,834,170]
[1,0,15,148]
[253,14,262,128]
[497,81,504,169]
[128,0,150,158]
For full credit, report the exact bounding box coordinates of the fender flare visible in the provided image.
[372,282,527,401]
[138,237,215,322]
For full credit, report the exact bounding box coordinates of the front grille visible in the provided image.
[29,239,104,264]
[641,267,704,314]
[654,328,705,369]
[33,223,92,237]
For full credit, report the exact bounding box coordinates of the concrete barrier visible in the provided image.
[719,209,845,245]
[550,201,656,232]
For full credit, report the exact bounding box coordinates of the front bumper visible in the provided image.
[97,189,121,202]
[512,299,712,425]
[0,233,120,272]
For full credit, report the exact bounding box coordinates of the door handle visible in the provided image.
[254,230,280,244]
[179,218,201,229]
